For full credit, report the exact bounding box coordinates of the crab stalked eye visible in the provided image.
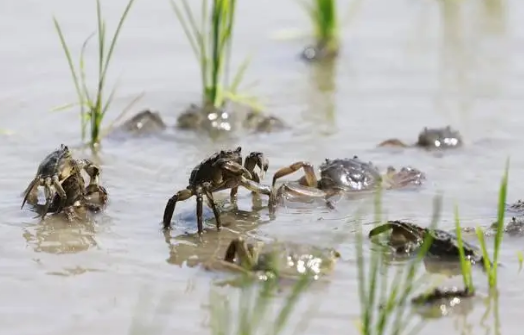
[235,146,242,153]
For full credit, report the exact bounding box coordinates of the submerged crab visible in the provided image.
[300,41,339,62]
[162,146,274,235]
[369,220,484,265]
[270,156,425,205]
[21,144,100,218]
[410,286,475,318]
[117,109,166,135]
[205,237,340,281]
[378,126,463,149]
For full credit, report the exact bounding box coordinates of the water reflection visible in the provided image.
[435,0,509,128]
[480,289,501,335]
[163,207,266,267]
[301,59,338,134]
[22,215,99,254]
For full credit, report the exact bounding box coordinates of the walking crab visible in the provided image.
[162,146,274,235]
[270,156,425,206]
[21,144,101,219]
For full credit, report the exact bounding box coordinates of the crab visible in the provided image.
[411,286,475,318]
[378,126,463,149]
[368,220,484,265]
[270,156,425,206]
[204,237,340,281]
[28,164,108,221]
[117,109,166,135]
[411,287,474,305]
[162,146,274,235]
[21,144,101,218]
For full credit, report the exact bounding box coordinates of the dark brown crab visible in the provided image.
[40,171,108,221]
[162,146,274,235]
[378,126,463,149]
[21,144,100,218]
[270,156,425,206]
[369,220,484,265]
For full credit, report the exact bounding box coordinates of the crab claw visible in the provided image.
[245,152,269,181]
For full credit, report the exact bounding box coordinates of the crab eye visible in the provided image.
[235,146,242,152]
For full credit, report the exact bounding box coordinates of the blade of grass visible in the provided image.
[454,204,474,292]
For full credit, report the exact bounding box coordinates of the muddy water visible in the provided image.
[1,0,524,334]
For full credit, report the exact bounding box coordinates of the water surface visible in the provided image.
[1,0,523,334]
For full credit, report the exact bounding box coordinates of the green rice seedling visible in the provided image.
[170,0,260,113]
[475,158,509,289]
[355,188,441,335]
[53,0,136,147]
[453,205,475,293]
[297,0,340,60]
[209,273,312,335]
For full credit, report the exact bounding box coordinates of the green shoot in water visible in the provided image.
[209,273,312,335]
[356,189,441,335]
[475,158,509,289]
[170,0,259,111]
[53,0,136,147]
[453,205,475,293]
[297,0,340,53]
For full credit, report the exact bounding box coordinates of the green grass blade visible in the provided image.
[79,32,96,109]
[170,0,200,59]
[100,0,136,82]
[492,158,509,287]
[272,275,311,335]
[475,227,493,278]
[229,54,252,95]
[53,17,86,140]
[454,204,474,292]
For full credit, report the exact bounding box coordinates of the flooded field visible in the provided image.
[2,0,524,334]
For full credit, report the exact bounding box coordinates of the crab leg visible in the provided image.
[21,176,40,209]
[162,188,193,230]
[218,159,253,201]
[202,183,222,232]
[238,177,273,198]
[271,161,318,188]
[195,185,205,235]
[52,175,67,212]
[40,177,54,219]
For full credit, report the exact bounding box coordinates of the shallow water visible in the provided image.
[1,0,524,334]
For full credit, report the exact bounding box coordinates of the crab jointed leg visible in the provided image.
[162,188,193,230]
[271,161,318,188]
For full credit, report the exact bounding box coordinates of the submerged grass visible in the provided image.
[53,0,136,147]
[356,188,441,335]
[209,274,312,335]
[475,158,509,289]
[298,0,340,52]
[453,205,475,293]
[171,0,259,111]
